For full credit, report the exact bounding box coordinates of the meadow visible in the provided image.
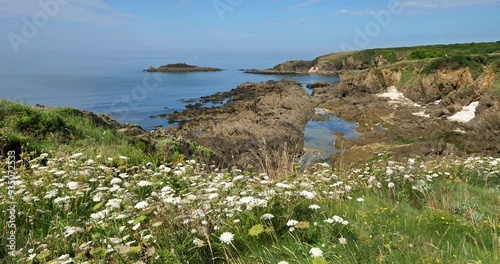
[1,101,499,263]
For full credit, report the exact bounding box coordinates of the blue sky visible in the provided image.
[0,0,499,57]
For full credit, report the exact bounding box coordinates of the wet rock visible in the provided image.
[167,80,315,169]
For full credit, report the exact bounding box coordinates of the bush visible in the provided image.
[422,55,484,77]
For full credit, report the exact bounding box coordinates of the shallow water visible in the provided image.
[1,54,356,161]
[303,109,360,164]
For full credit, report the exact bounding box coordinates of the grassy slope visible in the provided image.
[319,41,500,65]
[0,101,499,263]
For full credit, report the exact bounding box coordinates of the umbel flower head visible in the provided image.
[219,232,234,244]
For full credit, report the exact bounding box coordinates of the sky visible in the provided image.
[0,0,499,57]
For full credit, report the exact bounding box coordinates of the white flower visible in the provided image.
[408,158,415,165]
[193,238,205,247]
[71,153,83,159]
[276,183,291,189]
[309,204,321,210]
[278,261,289,264]
[260,213,275,220]
[339,237,347,245]
[119,156,129,160]
[40,153,49,158]
[219,232,234,244]
[132,223,140,230]
[388,182,395,188]
[208,193,219,200]
[66,182,78,190]
[134,201,148,210]
[309,247,323,257]
[110,178,122,185]
[286,219,298,226]
[137,180,152,187]
[386,168,394,176]
[64,226,84,237]
[44,190,58,199]
[299,190,315,199]
[357,198,365,202]
[106,198,122,209]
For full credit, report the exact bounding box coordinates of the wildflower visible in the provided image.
[134,201,148,210]
[110,178,122,185]
[64,226,84,237]
[388,182,395,188]
[119,156,129,160]
[357,198,365,202]
[408,158,415,165]
[299,190,315,199]
[137,180,152,187]
[287,219,299,226]
[105,198,121,209]
[386,168,394,176]
[339,237,347,245]
[309,247,323,257]
[66,182,78,190]
[44,190,58,199]
[208,193,219,200]
[260,213,275,220]
[193,238,205,247]
[278,261,289,264]
[132,223,140,231]
[71,153,83,159]
[219,232,234,244]
[309,204,321,210]
[276,183,292,189]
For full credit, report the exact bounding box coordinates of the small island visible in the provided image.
[145,63,222,72]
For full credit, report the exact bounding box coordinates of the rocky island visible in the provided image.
[145,62,222,72]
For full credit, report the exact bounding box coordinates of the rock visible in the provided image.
[167,80,315,169]
[145,63,222,72]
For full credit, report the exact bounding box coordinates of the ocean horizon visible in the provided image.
[0,54,340,130]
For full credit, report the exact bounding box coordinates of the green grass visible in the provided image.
[0,101,499,263]
[1,147,498,263]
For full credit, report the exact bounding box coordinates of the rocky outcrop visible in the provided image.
[167,80,315,169]
[145,63,221,73]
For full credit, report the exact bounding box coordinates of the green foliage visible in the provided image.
[422,55,484,78]
[409,49,445,60]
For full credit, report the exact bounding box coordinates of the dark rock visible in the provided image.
[167,80,315,169]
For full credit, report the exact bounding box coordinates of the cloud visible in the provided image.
[335,0,498,16]
[335,9,386,16]
[286,0,322,10]
[0,0,133,26]
[400,0,498,8]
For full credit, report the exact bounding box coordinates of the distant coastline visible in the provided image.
[145,63,222,73]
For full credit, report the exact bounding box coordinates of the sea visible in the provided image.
[0,54,359,161]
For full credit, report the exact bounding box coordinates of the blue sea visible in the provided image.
[0,54,357,160]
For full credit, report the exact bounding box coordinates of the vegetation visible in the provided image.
[0,100,210,167]
[1,101,499,263]
[319,41,500,73]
